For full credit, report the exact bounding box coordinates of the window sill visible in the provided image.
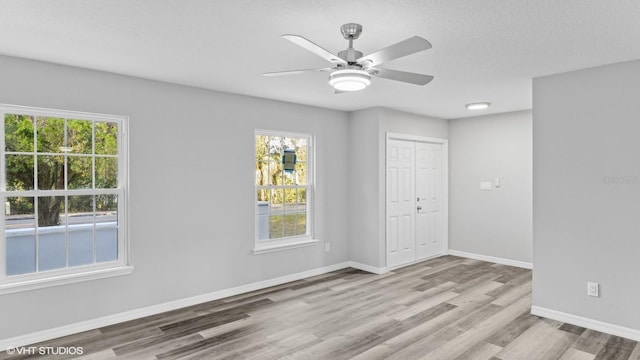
[253,238,319,255]
[0,265,135,295]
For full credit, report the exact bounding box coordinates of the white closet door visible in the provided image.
[386,139,416,268]
[415,142,443,260]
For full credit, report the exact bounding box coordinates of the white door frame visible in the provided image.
[385,132,449,268]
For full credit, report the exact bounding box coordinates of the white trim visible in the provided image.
[252,238,319,255]
[0,265,134,295]
[0,262,351,349]
[441,141,449,253]
[348,255,452,275]
[531,305,640,342]
[386,133,447,144]
[448,249,533,269]
[0,104,127,122]
[386,254,444,272]
[348,261,388,275]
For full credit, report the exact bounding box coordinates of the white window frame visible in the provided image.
[253,129,317,254]
[0,104,133,295]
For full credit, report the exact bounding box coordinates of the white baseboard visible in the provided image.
[448,249,533,269]
[531,305,640,341]
[348,261,388,275]
[386,254,445,272]
[0,262,352,349]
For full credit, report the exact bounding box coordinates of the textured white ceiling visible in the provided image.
[1,0,639,119]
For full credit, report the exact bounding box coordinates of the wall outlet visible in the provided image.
[587,282,599,297]
[325,242,330,252]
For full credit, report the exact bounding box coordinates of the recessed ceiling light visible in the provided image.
[465,102,490,110]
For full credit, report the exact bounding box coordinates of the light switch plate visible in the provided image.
[587,282,599,297]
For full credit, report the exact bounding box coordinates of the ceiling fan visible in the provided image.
[263,23,434,93]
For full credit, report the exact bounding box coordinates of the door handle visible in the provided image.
[417,206,422,212]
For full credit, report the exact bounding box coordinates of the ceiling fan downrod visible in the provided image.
[338,23,364,65]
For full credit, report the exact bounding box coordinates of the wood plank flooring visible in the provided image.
[3,255,640,360]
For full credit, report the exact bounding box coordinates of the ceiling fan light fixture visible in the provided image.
[466,102,491,110]
[328,69,371,91]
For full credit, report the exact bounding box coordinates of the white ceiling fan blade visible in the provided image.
[282,35,347,65]
[357,36,432,67]
[371,68,434,85]
[263,68,334,76]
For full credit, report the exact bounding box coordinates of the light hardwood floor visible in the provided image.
[3,255,640,360]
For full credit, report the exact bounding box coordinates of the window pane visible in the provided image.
[95,122,118,155]
[270,189,284,213]
[295,162,307,185]
[295,138,307,161]
[268,160,282,185]
[68,195,94,223]
[36,116,64,153]
[96,194,117,219]
[283,171,296,185]
[68,234,93,267]
[38,227,67,271]
[297,188,307,206]
[68,156,92,189]
[295,213,307,236]
[269,214,284,239]
[256,188,269,202]
[256,161,267,186]
[5,196,35,223]
[284,189,297,210]
[5,197,36,275]
[255,135,268,161]
[38,196,65,227]
[5,114,34,152]
[270,188,284,239]
[96,194,117,263]
[95,157,117,188]
[256,193,270,241]
[67,119,93,154]
[283,213,299,237]
[37,196,66,271]
[269,136,282,156]
[68,195,94,267]
[6,154,34,190]
[37,155,65,190]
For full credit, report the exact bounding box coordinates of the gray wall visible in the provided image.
[347,108,382,266]
[533,60,640,330]
[347,107,448,268]
[0,55,350,340]
[449,111,532,263]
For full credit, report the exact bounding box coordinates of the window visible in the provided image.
[0,104,131,294]
[254,130,316,254]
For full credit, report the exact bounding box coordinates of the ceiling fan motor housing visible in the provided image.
[338,48,364,64]
[340,23,362,39]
